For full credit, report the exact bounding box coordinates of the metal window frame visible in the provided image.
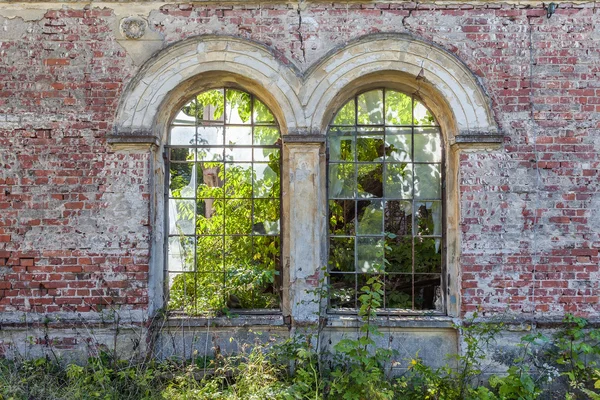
[164,88,283,316]
[326,88,446,316]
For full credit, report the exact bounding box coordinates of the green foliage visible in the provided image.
[394,313,503,400]
[4,315,600,399]
[328,89,442,313]
[488,365,541,400]
[486,332,549,400]
[328,267,396,400]
[168,88,282,315]
[182,89,225,121]
[550,314,600,398]
[0,353,157,400]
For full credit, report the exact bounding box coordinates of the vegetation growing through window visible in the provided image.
[3,305,599,399]
[327,89,443,312]
[167,88,281,315]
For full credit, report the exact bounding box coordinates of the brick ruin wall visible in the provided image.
[0,1,599,356]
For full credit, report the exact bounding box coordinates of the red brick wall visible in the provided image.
[0,8,149,316]
[0,2,598,321]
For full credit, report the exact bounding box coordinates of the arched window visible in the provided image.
[327,89,444,313]
[166,88,281,315]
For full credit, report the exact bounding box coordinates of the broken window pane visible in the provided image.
[327,89,443,312]
[167,88,281,314]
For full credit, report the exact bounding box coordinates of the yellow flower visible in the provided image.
[408,358,418,369]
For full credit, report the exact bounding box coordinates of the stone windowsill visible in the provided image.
[324,313,456,329]
[164,311,286,328]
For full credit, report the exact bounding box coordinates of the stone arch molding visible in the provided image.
[111,34,500,146]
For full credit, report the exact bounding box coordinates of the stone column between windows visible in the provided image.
[284,135,326,325]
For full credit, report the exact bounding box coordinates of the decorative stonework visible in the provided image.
[112,34,500,146]
[120,16,147,40]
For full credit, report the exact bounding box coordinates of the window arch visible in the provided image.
[327,88,444,313]
[166,88,282,315]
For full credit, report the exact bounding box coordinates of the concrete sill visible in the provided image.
[165,312,285,328]
[325,314,456,329]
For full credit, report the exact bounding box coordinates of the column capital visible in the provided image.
[283,134,326,144]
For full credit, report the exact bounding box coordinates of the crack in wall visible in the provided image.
[296,0,306,63]
[401,8,414,29]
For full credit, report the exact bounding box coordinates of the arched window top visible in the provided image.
[166,88,282,315]
[330,89,438,128]
[326,88,444,313]
[169,88,280,148]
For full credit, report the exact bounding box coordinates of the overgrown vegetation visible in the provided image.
[168,88,282,314]
[3,288,600,399]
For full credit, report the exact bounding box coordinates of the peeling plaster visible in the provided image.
[0,3,172,22]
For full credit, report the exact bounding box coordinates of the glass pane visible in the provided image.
[414,128,442,162]
[224,235,252,268]
[329,163,355,198]
[385,128,412,162]
[225,126,252,146]
[253,148,280,162]
[328,128,355,162]
[197,163,224,199]
[172,108,196,126]
[169,163,195,198]
[225,147,252,162]
[330,273,356,308]
[416,201,442,236]
[196,235,223,272]
[385,163,412,199]
[169,199,195,235]
[196,89,225,122]
[168,236,195,272]
[329,237,355,272]
[253,99,275,123]
[384,200,412,236]
[170,148,195,162]
[414,274,441,310]
[170,126,196,146]
[356,237,384,273]
[253,163,279,198]
[332,99,355,125]
[253,199,280,235]
[385,90,412,125]
[413,100,436,126]
[225,89,251,124]
[414,237,442,274]
[224,199,252,234]
[197,147,224,162]
[356,200,383,235]
[385,274,412,309]
[197,126,224,146]
[329,200,355,235]
[357,90,383,125]
[356,136,384,162]
[357,126,384,135]
[254,126,280,145]
[414,164,441,199]
[357,164,383,198]
[196,199,224,235]
[385,236,412,273]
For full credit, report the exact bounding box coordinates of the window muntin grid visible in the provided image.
[166,88,281,315]
[327,89,444,313]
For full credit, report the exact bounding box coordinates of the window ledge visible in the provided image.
[165,312,285,328]
[325,314,456,329]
